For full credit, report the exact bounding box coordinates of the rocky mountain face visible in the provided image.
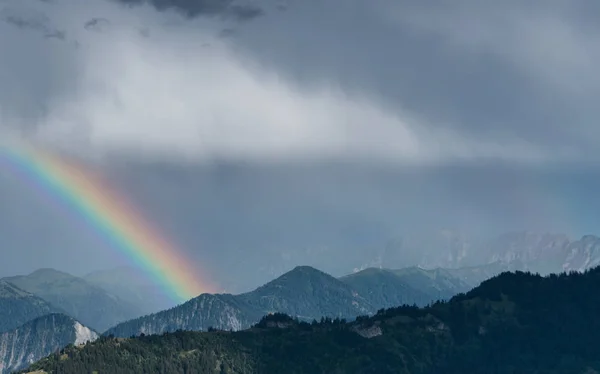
[0,281,61,333]
[0,313,97,374]
[481,233,600,274]
[380,231,600,276]
[481,232,570,273]
[562,235,600,272]
[104,265,468,338]
[3,269,143,332]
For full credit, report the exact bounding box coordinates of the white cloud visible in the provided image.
[0,0,569,165]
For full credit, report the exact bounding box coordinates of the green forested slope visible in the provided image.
[26,268,600,374]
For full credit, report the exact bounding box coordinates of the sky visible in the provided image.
[1,0,600,291]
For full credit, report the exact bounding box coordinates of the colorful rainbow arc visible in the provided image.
[0,144,213,303]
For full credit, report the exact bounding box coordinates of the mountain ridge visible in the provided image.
[2,268,143,332]
[376,232,600,276]
[103,264,468,337]
[0,281,62,333]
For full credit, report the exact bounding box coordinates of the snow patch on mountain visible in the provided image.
[74,322,98,345]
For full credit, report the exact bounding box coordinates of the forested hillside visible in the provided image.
[25,267,600,374]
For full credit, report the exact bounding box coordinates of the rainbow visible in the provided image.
[0,143,214,303]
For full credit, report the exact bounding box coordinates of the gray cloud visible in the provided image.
[224,0,600,163]
[2,0,600,290]
[379,0,600,155]
[0,5,66,39]
[1,0,590,166]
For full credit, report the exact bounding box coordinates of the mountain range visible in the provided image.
[2,268,144,332]
[0,263,474,341]
[104,265,473,337]
[24,266,600,374]
[386,231,600,274]
[215,231,600,293]
[1,313,97,374]
[0,280,60,333]
[6,232,600,373]
[0,262,476,373]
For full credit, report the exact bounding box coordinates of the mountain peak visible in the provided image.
[27,268,74,280]
[290,265,328,275]
[262,265,338,288]
[248,265,374,318]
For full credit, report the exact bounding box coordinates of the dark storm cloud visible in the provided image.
[84,17,110,32]
[0,6,65,39]
[1,6,46,28]
[114,0,263,21]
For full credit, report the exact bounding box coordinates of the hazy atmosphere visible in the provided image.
[2,0,600,293]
